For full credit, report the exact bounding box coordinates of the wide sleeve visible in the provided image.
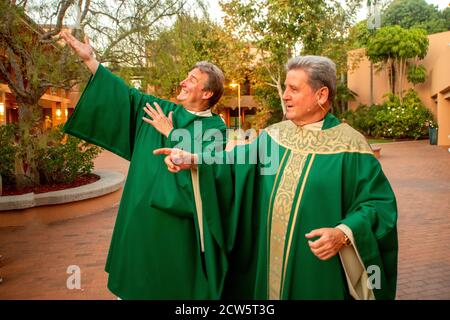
[192,142,259,299]
[339,153,398,300]
[63,64,176,161]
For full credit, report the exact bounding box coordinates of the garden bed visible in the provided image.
[1,173,100,196]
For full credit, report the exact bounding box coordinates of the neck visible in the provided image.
[182,102,209,113]
[292,112,328,127]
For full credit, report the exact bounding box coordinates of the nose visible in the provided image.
[180,78,187,87]
[282,90,290,101]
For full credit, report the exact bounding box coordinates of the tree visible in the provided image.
[0,0,87,186]
[220,0,362,115]
[146,14,252,99]
[382,0,449,34]
[0,0,200,187]
[366,25,428,100]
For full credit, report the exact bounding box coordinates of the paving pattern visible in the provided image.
[0,141,449,299]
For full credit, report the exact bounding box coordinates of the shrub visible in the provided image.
[36,125,102,184]
[373,89,434,139]
[0,124,18,186]
[1,124,102,189]
[340,89,434,140]
[340,104,382,137]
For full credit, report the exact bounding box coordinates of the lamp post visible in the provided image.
[230,82,241,131]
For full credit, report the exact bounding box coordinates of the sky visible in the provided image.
[206,0,449,24]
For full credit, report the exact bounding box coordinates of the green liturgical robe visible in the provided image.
[63,64,228,299]
[194,113,398,300]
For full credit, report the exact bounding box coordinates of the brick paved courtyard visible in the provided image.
[0,140,449,299]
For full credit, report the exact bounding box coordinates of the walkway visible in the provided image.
[0,141,449,299]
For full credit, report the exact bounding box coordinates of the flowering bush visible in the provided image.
[340,89,434,139]
[373,89,434,139]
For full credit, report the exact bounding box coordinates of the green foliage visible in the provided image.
[36,126,102,184]
[382,0,449,34]
[374,90,433,139]
[220,0,361,114]
[367,26,428,62]
[341,104,382,137]
[0,124,19,186]
[253,85,284,128]
[366,25,428,97]
[1,124,101,188]
[406,64,427,85]
[334,82,358,116]
[342,89,434,139]
[348,20,372,49]
[147,14,251,98]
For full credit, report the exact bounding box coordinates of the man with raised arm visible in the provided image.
[61,31,228,299]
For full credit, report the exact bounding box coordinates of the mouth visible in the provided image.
[177,88,189,99]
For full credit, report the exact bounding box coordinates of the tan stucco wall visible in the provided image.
[348,31,450,146]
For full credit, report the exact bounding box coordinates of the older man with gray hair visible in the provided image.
[155,55,398,300]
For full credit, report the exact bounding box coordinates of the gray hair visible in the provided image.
[286,56,337,103]
[192,61,225,107]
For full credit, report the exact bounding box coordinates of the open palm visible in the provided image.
[61,31,93,61]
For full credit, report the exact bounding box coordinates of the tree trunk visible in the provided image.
[15,102,43,188]
[276,78,286,116]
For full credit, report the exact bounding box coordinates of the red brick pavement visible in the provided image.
[0,141,449,299]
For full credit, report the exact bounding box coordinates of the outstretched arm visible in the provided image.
[60,31,99,74]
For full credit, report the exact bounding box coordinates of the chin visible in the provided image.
[285,111,294,120]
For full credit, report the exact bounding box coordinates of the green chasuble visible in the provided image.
[196,113,398,300]
[63,64,228,299]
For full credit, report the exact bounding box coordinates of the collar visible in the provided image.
[185,109,213,117]
[301,119,324,131]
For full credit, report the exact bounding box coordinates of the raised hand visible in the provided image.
[142,102,173,137]
[60,31,99,74]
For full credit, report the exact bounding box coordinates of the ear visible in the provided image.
[202,90,214,100]
[318,87,329,105]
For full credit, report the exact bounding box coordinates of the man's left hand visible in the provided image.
[305,228,346,261]
[142,102,173,137]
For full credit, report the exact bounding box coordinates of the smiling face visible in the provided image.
[283,69,330,126]
[177,68,213,111]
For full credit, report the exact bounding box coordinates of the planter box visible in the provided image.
[429,127,438,145]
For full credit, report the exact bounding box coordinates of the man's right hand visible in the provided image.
[153,148,198,173]
[60,31,99,74]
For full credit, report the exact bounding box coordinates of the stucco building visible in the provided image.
[348,31,450,146]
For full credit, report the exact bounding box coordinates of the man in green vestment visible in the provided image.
[60,31,229,299]
[155,55,398,300]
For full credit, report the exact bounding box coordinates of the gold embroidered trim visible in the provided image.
[268,152,307,300]
[266,150,289,299]
[280,154,316,298]
[265,121,373,155]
